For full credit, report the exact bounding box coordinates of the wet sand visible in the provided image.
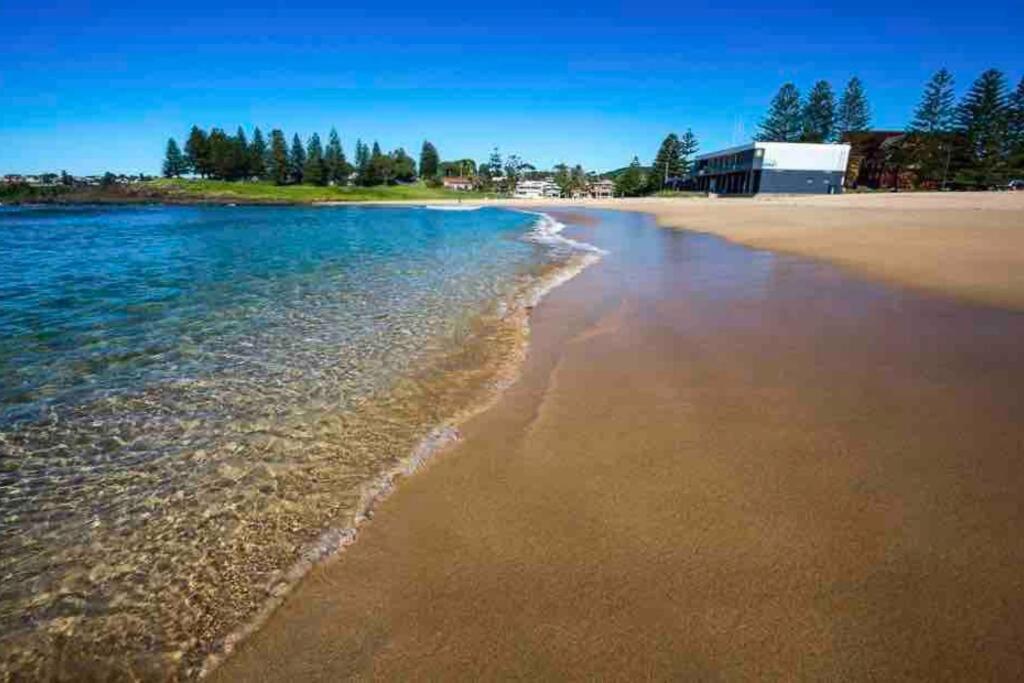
[364,192,1024,310]
[214,209,1024,680]
[590,192,1024,312]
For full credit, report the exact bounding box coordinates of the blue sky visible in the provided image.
[1,0,1021,174]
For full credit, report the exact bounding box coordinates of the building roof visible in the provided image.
[696,141,850,161]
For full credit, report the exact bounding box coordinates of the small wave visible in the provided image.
[519,210,608,256]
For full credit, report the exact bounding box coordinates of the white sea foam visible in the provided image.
[423,204,483,211]
[519,210,608,256]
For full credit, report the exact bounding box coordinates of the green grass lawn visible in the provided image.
[147,178,488,202]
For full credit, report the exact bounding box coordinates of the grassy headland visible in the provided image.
[1,179,488,205]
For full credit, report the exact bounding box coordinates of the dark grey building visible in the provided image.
[693,142,851,195]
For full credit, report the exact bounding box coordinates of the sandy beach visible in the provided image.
[375,191,1024,310]
[214,195,1024,680]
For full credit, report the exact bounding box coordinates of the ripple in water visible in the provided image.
[0,204,596,678]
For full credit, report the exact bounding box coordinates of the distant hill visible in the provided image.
[601,165,653,180]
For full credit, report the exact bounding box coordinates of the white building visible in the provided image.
[693,142,851,195]
[514,179,561,199]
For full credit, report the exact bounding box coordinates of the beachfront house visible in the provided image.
[514,179,561,199]
[693,142,851,195]
[586,179,615,199]
[442,176,474,191]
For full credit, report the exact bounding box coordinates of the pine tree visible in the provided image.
[1006,77,1024,167]
[650,133,683,190]
[231,127,250,180]
[304,133,326,186]
[324,128,346,185]
[488,148,503,177]
[419,141,440,179]
[268,129,289,185]
[906,69,958,187]
[801,80,837,142]
[289,134,307,184]
[184,125,210,177]
[250,128,267,180]
[614,157,647,197]
[957,69,1010,186]
[910,69,957,133]
[758,83,803,142]
[836,77,871,137]
[553,163,571,195]
[678,129,699,174]
[207,128,232,180]
[162,138,187,178]
[354,139,370,175]
[360,142,391,186]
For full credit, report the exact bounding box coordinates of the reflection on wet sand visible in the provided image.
[216,209,1024,681]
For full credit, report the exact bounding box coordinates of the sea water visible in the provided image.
[0,204,596,678]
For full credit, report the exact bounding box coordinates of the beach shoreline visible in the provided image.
[197,210,605,678]
[342,191,1024,311]
[212,204,1024,680]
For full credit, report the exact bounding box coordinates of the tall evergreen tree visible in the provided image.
[324,128,347,185]
[957,69,1010,185]
[614,156,647,197]
[232,127,250,179]
[268,129,289,185]
[207,128,232,180]
[1006,77,1024,167]
[419,141,440,179]
[162,138,187,178]
[360,142,392,186]
[354,139,370,175]
[650,133,683,190]
[250,127,268,180]
[801,80,837,142]
[678,129,699,174]
[758,83,803,142]
[184,125,210,177]
[836,77,871,137]
[289,133,307,184]
[488,148,503,178]
[910,69,957,133]
[906,69,958,187]
[304,133,326,185]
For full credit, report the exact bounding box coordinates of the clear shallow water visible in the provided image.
[0,204,583,678]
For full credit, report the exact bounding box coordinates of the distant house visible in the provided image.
[3,174,24,185]
[514,179,560,199]
[442,176,474,191]
[693,142,851,195]
[586,179,615,199]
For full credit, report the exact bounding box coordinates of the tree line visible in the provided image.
[163,126,421,186]
[756,69,1024,187]
[612,129,702,197]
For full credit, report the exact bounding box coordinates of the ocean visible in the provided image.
[0,203,599,678]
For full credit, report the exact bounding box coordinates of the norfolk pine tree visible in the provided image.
[249,128,268,180]
[419,141,440,179]
[801,81,837,142]
[268,129,289,185]
[758,84,803,142]
[650,133,683,190]
[304,133,326,185]
[908,69,958,186]
[957,69,1010,186]
[836,77,871,137]
[289,134,307,184]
